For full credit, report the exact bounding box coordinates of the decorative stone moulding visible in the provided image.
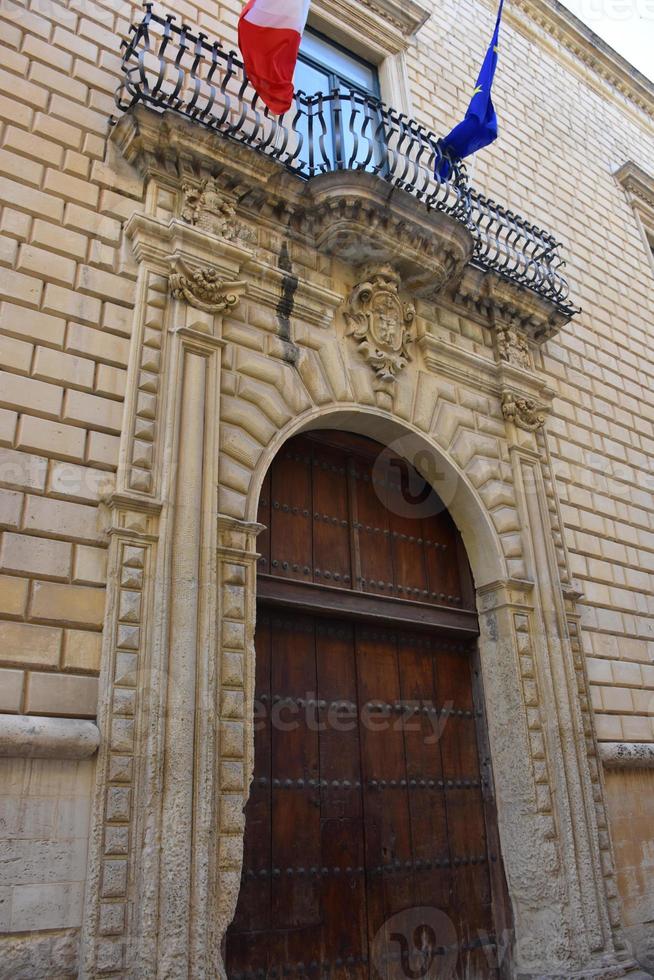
[510,0,654,122]
[615,160,654,254]
[0,714,100,759]
[112,108,573,344]
[614,160,654,212]
[180,177,257,245]
[299,170,474,298]
[495,323,532,370]
[600,742,654,769]
[112,109,472,305]
[446,264,572,343]
[343,263,415,384]
[312,0,431,43]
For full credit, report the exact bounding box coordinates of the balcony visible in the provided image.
[115,3,577,320]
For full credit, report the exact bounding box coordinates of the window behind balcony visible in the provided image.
[293,29,384,174]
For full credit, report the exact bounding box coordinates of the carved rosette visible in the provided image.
[344,264,415,383]
[502,391,546,431]
[170,263,244,314]
[180,177,256,244]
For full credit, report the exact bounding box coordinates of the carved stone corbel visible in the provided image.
[343,263,415,384]
[502,391,547,431]
[170,261,246,314]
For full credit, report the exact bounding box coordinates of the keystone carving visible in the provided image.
[502,391,546,431]
[181,178,256,243]
[496,324,532,370]
[169,263,244,314]
[344,264,415,383]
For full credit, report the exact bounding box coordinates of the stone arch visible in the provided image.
[245,405,507,590]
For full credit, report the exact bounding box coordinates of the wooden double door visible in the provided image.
[226,433,507,980]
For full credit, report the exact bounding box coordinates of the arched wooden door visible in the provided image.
[226,432,509,980]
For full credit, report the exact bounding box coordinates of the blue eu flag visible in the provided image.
[438,0,504,177]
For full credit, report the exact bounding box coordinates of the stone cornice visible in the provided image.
[124,211,254,279]
[113,107,572,344]
[475,577,536,613]
[444,264,572,342]
[244,264,343,329]
[299,170,474,299]
[507,0,654,125]
[614,160,654,222]
[417,331,554,403]
[311,0,431,54]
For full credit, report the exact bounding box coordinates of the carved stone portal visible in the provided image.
[80,108,641,980]
[344,264,415,383]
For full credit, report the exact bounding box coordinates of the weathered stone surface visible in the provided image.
[601,742,654,769]
[1,0,653,973]
[0,714,99,759]
[0,929,79,980]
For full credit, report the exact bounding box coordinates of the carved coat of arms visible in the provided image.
[344,264,415,384]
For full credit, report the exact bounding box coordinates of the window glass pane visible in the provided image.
[300,30,378,93]
[294,56,330,98]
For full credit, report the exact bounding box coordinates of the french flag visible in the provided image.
[238,0,311,115]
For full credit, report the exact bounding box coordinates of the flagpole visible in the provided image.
[437,0,504,180]
[468,155,477,185]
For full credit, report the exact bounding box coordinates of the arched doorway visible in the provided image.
[226,430,510,979]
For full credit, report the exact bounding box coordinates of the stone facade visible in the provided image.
[0,0,653,976]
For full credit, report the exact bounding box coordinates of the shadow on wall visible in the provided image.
[604,767,654,975]
[0,757,94,978]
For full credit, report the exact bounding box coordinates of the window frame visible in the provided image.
[295,27,386,174]
[297,26,382,101]
[615,161,654,280]
[304,0,421,114]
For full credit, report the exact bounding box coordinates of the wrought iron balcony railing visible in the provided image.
[116,4,575,314]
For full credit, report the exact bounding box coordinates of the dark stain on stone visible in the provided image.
[276,241,300,365]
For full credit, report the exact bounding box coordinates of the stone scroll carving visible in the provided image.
[344,263,415,383]
[170,263,245,315]
[502,391,546,431]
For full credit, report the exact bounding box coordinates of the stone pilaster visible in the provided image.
[503,434,631,975]
[80,200,252,977]
[213,516,264,971]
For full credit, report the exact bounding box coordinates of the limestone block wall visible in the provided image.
[0,0,144,719]
[604,768,654,971]
[0,757,94,977]
[0,0,652,966]
[0,0,650,742]
[408,0,654,747]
